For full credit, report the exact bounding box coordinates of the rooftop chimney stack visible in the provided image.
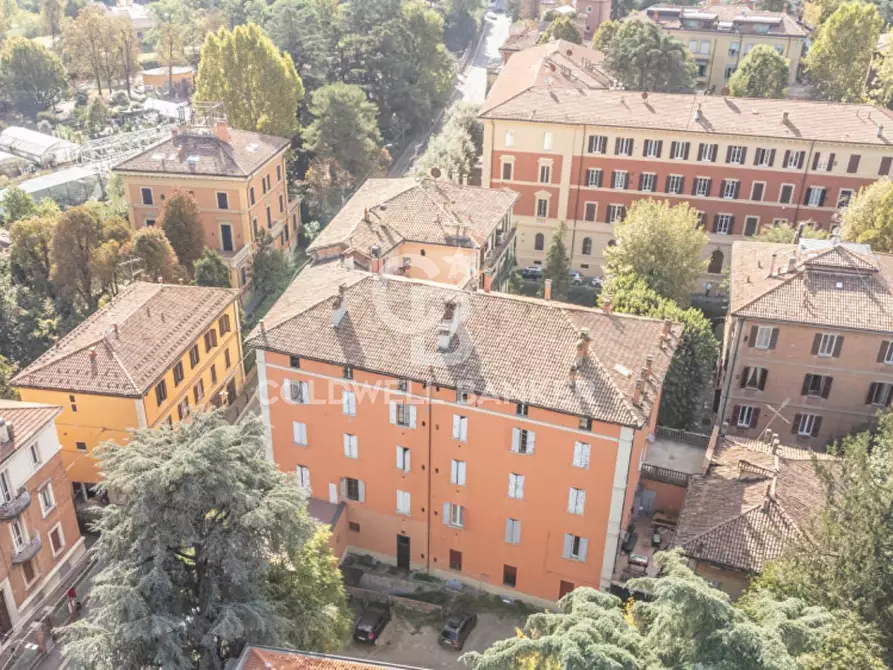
[782,110,789,123]
[662,320,672,337]
[437,299,461,351]
[568,364,578,390]
[544,279,552,301]
[0,419,9,445]
[575,329,592,366]
[786,256,796,273]
[645,354,654,376]
[214,119,231,143]
[483,270,493,293]
[113,323,119,338]
[632,377,644,406]
[370,244,383,274]
[602,294,613,314]
[771,436,780,455]
[879,125,885,138]
[332,284,348,328]
[768,252,777,277]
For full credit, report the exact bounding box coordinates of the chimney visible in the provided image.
[342,255,355,271]
[483,271,493,293]
[762,482,772,512]
[632,377,644,406]
[878,125,885,139]
[544,279,552,301]
[214,119,231,143]
[370,244,383,274]
[437,299,460,351]
[0,419,9,445]
[794,222,805,245]
[259,319,266,334]
[602,293,613,314]
[782,110,789,123]
[575,329,591,366]
[113,323,119,338]
[768,252,777,277]
[771,436,780,455]
[786,256,796,273]
[567,364,577,389]
[332,284,348,328]
[662,320,672,337]
[645,354,654,377]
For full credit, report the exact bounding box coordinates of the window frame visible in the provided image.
[640,172,656,192]
[216,192,229,210]
[140,187,153,205]
[737,405,755,428]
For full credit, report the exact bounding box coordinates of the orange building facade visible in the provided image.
[251,260,681,605]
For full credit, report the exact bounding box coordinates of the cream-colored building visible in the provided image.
[633,5,807,93]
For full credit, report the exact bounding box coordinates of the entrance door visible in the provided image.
[220,224,234,252]
[559,580,575,599]
[396,535,410,570]
[640,489,657,515]
[0,590,12,637]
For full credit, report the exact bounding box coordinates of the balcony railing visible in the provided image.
[0,489,31,521]
[641,463,691,487]
[654,426,710,447]
[12,534,41,564]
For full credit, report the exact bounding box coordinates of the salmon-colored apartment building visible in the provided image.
[249,259,682,605]
[480,40,893,286]
[717,237,893,446]
[114,116,298,293]
[307,178,518,288]
[0,401,85,641]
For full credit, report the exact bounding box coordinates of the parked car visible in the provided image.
[569,271,584,286]
[590,276,603,289]
[439,612,478,650]
[353,604,391,644]
[520,266,543,280]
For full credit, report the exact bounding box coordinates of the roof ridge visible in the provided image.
[480,84,537,116]
[105,343,141,395]
[731,268,801,316]
[681,500,767,550]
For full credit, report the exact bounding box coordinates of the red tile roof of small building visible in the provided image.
[0,400,61,465]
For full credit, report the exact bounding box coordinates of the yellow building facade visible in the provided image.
[12,283,244,485]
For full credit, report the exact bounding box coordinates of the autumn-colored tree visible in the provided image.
[62,5,118,95]
[9,209,58,297]
[158,191,204,273]
[126,227,183,283]
[542,15,582,44]
[41,0,64,44]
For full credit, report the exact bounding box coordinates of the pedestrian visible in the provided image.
[67,587,77,618]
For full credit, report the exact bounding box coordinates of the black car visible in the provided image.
[520,266,544,280]
[438,612,478,650]
[353,604,391,644]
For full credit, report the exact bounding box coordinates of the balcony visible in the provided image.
[12,534,41,564]
[0,489,31,521]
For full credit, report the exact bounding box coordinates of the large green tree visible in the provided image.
[149,0,188,93]
[604,19,695,92]
[265,0,340,97]
[540,222,571,301]
[0,267,60,369]
[195,23,304,138]
[591,19,618,50]
[158,190,204,273]
[805,2,883,102]
[729,44,789,99]
[0,37,68,114]
[9,207,58,297]
[414,101,482,182]
[604,199,706,306]
[193,249,233,288]
[542,15,582,44]
[59,412,320,670]
[840,178,893,250]
[303,83,385,184]
[250,230,291,299]
[40,0,64,43]
[0,187,37,226]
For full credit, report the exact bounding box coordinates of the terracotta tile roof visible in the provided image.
[674,434,831,573]
[307,178,518,256]
[248,260,683,427]
[500,25,543,53]
[12,282,239,397]
[480,84,893,146]
[237,647,428,670]
[729,240,893,330]
[113,127,289,178]
[0,400,61,466]
[637,4,807,37]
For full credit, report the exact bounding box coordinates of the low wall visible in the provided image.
[344,585,443,614]
[642,479,688,517]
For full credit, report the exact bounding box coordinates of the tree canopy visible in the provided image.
[0,187,37,226]
[0,36,68,114]
[414,100,482,182]
[9,206,58,297]
[805,2,883,102]
[61,6,138,97]
[193,249,233,288]
[158,190,204,273]
[251,230,291,299]
[126,227,183,283]
[728,44,789,98]
[604,199,707,306]
[542,15,582,44]
[195,22,304,138]
[591,19,618,50]
[756,221,829,243]
[541,222,571,301]
[604,20,695,92]
[840,178,893,250]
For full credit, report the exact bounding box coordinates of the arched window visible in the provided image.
[708,249,724,274]
[582,237,592,255]
[534,233,545,251]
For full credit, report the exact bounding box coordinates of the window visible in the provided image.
[584,203,597,222]
[141,187,153,205]
[612,170,628,189]
[0,472,11,504]
[744,216,759,236]
[688,38,698,52]
[694,177,710,197]
[145,219,156,228]
[505,518,521,544]
[502,162,513,180]
[802,373,833,398]
[342,391,356,416]
[342,366,353,380]
[397,379,409,392]
[779,184,794,204]
[204,329,218,353]
[391,401,416,428]
[539,164,551,183]
[397,446,411,472]
[536,198,548,218]
[796,413,822,437]
[563,533,588,561]
[288,380,308,404]
[349,522,360,532]
[579,417,592,431]
[503,564,518,587]
[279,194,285,213]
[177,397,190,420]
[880,156,893,176]
[343,434,358,459]
[784,150,805,169]
[728,41,740,55]
[867,382,893,407]
[753,326,777,350]
[28,442,40,468]
[721,179,739,199]
[727,146,746,164]
[173,361,185,385]
[450,459,467,486]
[754,148,775,167]
[567,487,585,515]
[21,559,35,585]
[714,214,733,235]
[805,186,826,207]
[277,164,282,182]
[671,141,690,159]
[193,379,205,403]
[587,135,607,154]
[698,143,718,162]
[751,182,765,202]
[445,503,465,528]
[216,192,228,209]
[155,380,168,405]
[11,520,25,551]
[741,366,768,390]
[813,333,842,358]
[736,405,757,429]
[666,175,683,194]
[38,484,55,515]
[252,219,259,238]
[504,130,515,147]
[449,549,463,570]
[75,441,87,452]
[573,441,591,469]
[639,172,656,192]
[452,415,468,441]
[396,490,411,515]
[724,65,736,80]
[224,348,232,369]
[607,204,625,223]
[879,341,893,364]
[262,175,269,194]
[643,139,662,158]
[586,168,602,187]
[343,477,364,501]
[249,187,255,206]
[189,344,200,368]
[292,421,307,446]
[543,132,553,150]
[615,137,633,156]
[508,473,525,499]
[812,151,835,172]
[218,314,231,335]
[582,236,593,254]
[511,428,535,455]
[266,206,272,228]
[49,525,64,555]
[296,465,311,491]
[534,232,545,250]
[838,189,854,208]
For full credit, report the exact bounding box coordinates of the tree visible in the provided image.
[805,2,883,102]
[540,222,570,301]
[195,23,304,138]
[0,37,68,114]
[604,199,706,306]
[840,178,893,250]
[755,412,893,663]
[728,44,789,98]
[505,0,521,20]
[59,411,319,669]
[413,101,482,183]
[193,249,232,287]
[0,186,37,226]
[600,273,718,429]
[9,208,57,297]
[591,19,618,50]
[126,227,183,283]
[0,356,17,401]
[250,230,291,298]
[266,528,351,653]
[41,0,64,43]
[542,15,582,44]
[158,190,204,272]
[85,96,109,136]
[756,221,829,243]
[303,83,385,184]
[604,20,695,92]
[149,0,187,93]
[61,5,119,96]
[110,17,141,98]
[301,157,354,223]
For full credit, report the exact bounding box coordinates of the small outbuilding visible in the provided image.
[0,127,80,168]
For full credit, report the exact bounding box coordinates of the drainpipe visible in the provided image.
[425,380,433,573]
[717,315,745,424]
[569,124,589,267]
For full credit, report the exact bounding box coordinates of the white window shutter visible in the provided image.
[343,434,351,458]
[405,450,410,472]
[513,520,521,544]
[396,445,402,469]
[563,533,573,558]
[396,490,402,513]
[527,431,536,454]
[302,382,309,404]
[451,459,458,484]
[409,406,417,428]
[443,502,450,525]
[293,421,301,444]
[511,428,520,453]
[460,418,468,441]
[452,415,461,439]
[342,393,350,414]
[283,379,291,401]
[358,480,366,502]
[389,401,397,424]
[567,488,576,514]
[300,423,307,445]
[504,518,513,543]
[340,478,346,499]
[459,461,466,485]
[508,473,515,497]
[518,475,525,499]
[577,489,586,515]
[328,482,337,504]
[579,538,589,561]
